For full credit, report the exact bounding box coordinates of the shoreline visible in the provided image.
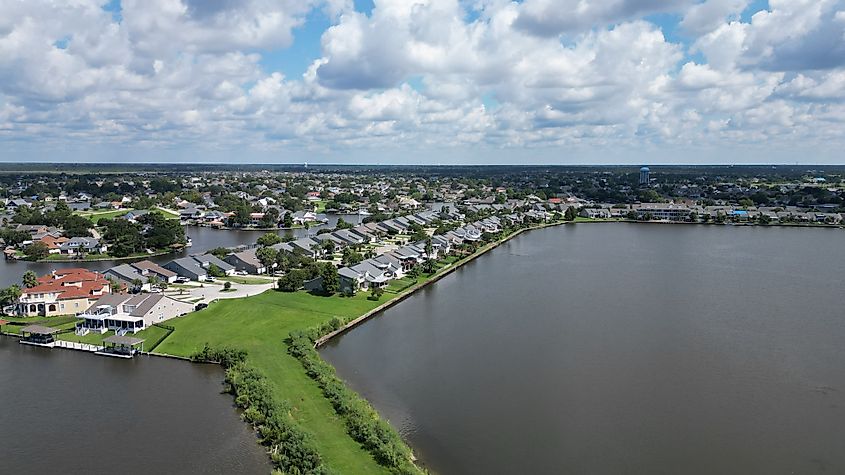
[34,249,179,263]
[315,220,565,347]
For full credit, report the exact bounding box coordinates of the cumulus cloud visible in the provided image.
[0,0,843,162]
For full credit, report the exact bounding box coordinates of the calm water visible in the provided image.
[0,213,359,287]
[321,224,845,475]
[0,338,270,474]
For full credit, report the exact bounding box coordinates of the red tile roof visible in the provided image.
[23,269,110,301]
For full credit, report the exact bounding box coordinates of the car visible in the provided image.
[194,303,208,311]
[205,276,216,282]
[174,277,189,284]
[234,270,248,276]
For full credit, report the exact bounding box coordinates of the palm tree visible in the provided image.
[22,270,38,288]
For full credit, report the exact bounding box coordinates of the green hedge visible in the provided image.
[192,345,331,475]
[288,330,423,475]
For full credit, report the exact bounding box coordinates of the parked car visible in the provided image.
[234,270,248,276]
[205,276,217,282]
[174,277,189,284]
[195,303,208,311]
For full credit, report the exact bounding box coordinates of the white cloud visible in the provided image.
[0,0,843,163]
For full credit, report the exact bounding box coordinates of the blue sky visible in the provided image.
[0,0,843,165]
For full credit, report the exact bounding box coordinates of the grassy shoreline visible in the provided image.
[148,220,560,473]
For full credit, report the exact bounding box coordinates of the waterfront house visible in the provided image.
[104,264,151,292]
[76,293,194,335]
[224,248,267,275]
[131,260,178,283]
[191,253,236,276]
[17,269,111,317]
[163,257,207,281]
[338,266,367,294]
[59,237,107,256]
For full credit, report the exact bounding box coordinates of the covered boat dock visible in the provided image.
[19,325,60,347]
[96,335,145,358]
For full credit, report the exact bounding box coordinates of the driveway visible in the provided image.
[164,280,276,305]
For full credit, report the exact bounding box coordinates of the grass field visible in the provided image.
[0,315,77,334]
[156,290,391,474]
[74,209,131,223]
[56,325,171,349]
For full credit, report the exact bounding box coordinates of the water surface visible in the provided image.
[321,224,845,474]
[0,338,270,474]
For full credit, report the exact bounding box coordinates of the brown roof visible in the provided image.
[131,260,176,278]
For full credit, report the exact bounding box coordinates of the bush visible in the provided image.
[194,344,327,474]
[287,331,421,474]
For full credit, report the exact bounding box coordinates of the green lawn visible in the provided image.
[149,241,513,474]
[156,290,390,474]
[153,207,180,220]
[56,325,171,350]
[1,315,77,334]
[74,209,131,223]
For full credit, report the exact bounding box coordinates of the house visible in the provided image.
[224,248,267,275]
[104,264,151,292]
[59,237,107,255]
[338,267,368,294]
[39,235,69,254]
[163,257,208,281]
[6,199,32,211]
[16,269,111,317]
[122,210,150,223]
[579,208,612,219]
[131,260,178,283]
[75,293,194,335]
[290,237,322,258]
[191,254,236,276]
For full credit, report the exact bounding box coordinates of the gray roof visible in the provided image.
[192,254,235,272]
[105,264,145,283]
[20,324,59,335]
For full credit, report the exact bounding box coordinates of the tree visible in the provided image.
[322,239,335,255]
[100,218,143,257]
[369,285,384,301]
[564,206,578,221]
[62,215,93,237]
[23,242,49,260]
[257,232,282,247]
[341,248,363,266]
[0,284,22,308]
[319,263,339,295]
[22,271,38,288]
[208,247,230,259]
[278,270,304,292]
[256,246,278,273]
[282,211,294,229]
[223,281,232,291]
[131,278,144,293]
[626,210,638,220]
[335,217,353,230]
[207,263,225,278]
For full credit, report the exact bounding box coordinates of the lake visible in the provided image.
[321,224,845,474]
[0,338,270,474]
[0,213,362,287]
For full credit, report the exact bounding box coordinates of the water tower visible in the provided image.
[639,166,650,186]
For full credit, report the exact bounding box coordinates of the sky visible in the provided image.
[0,0,844,165]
